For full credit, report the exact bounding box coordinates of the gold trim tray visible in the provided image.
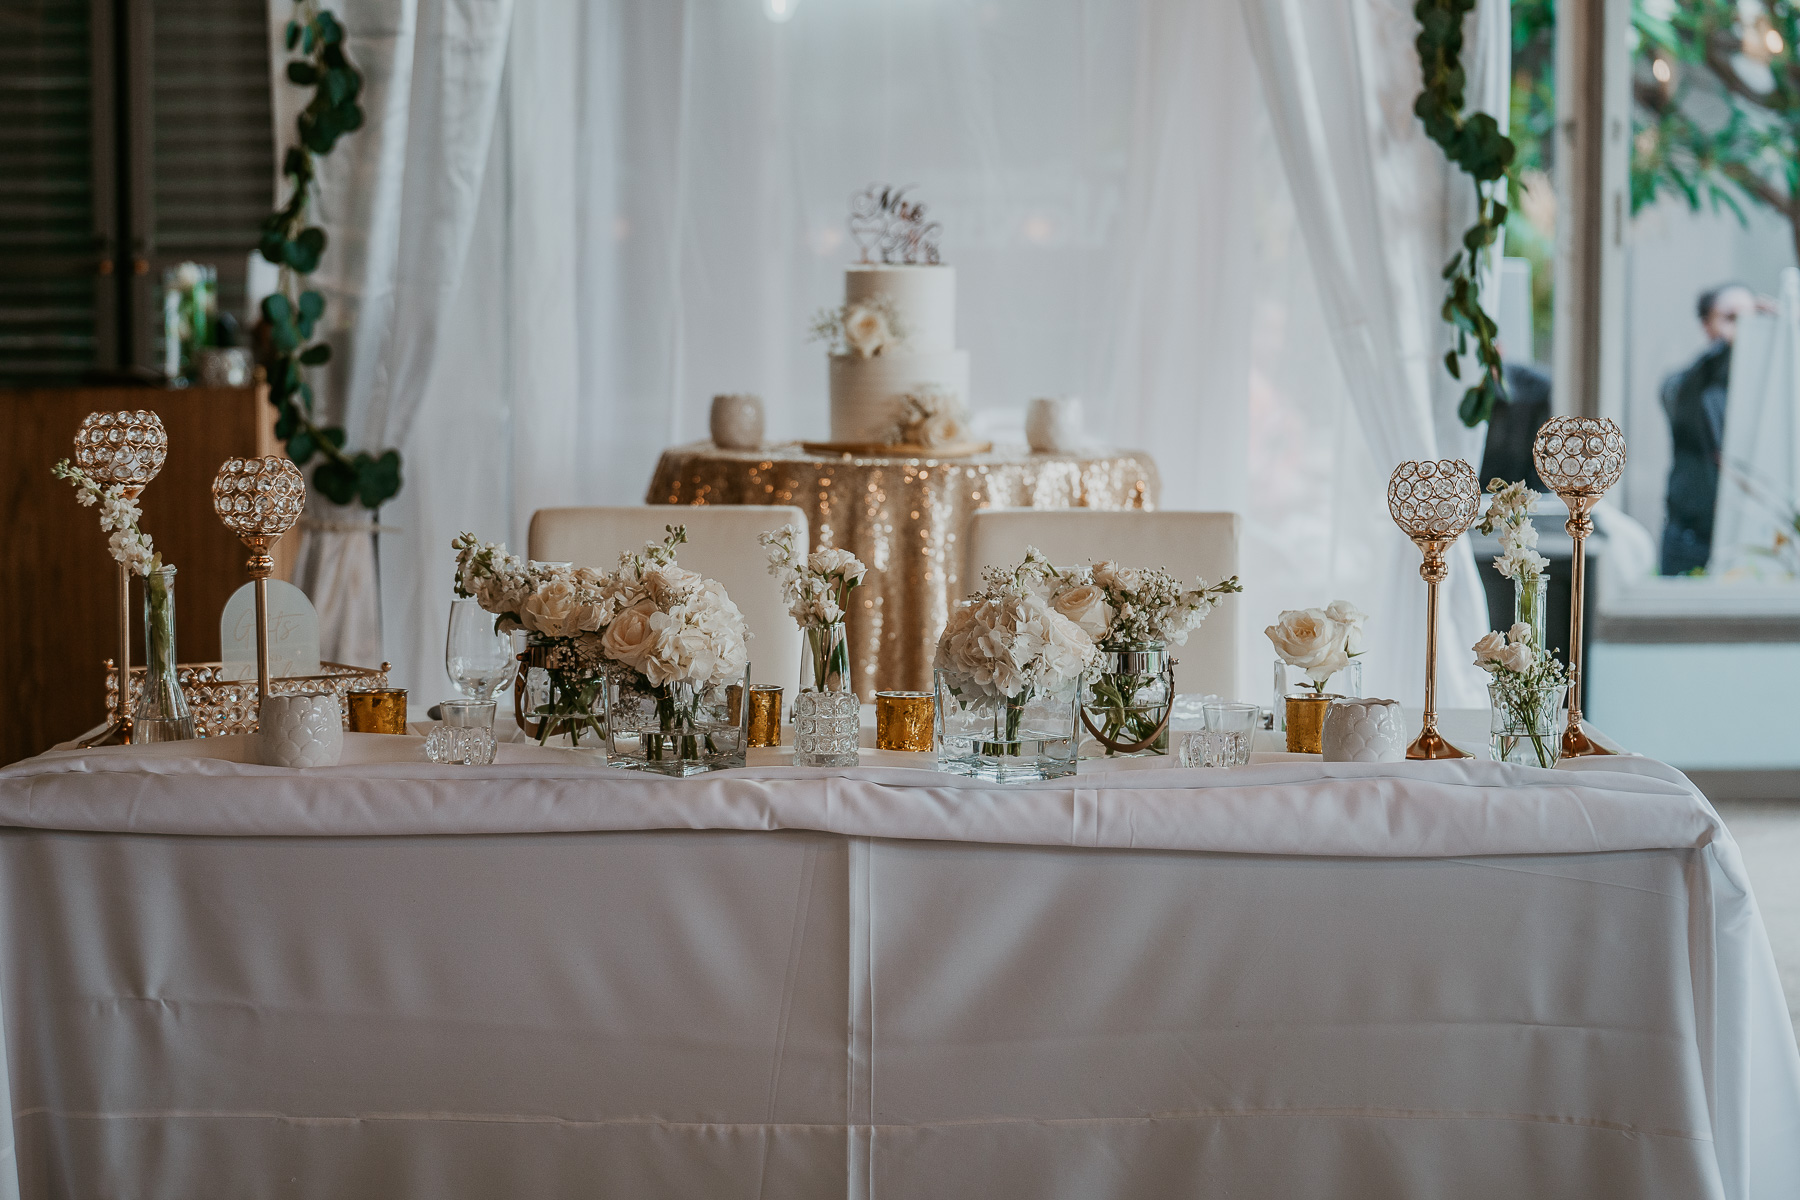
[105,661,391,737]
[800,439,992,458]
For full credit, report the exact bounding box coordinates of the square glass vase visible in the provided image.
[603,668,748,776]
[934,671,1080,783]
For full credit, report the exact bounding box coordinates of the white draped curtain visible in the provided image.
[281,0,1501,711]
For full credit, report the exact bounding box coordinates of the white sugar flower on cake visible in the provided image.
[889,385,968,448]
[808,296,908,358]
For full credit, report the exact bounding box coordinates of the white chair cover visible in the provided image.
[962,509,1242,700]
[528,505,807,693]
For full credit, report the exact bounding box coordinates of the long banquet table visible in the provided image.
[0,723,1795,1199]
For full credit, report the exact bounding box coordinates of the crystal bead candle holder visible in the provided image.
[794,689,860,767]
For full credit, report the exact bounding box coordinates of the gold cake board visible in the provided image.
[801,439,992,458]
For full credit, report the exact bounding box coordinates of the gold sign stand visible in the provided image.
[211,456,307,707]
[1531,417,1627,758]
[1387,458,1481,760]
[73,410,170,748]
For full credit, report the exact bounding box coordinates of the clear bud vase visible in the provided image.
[794,621,859,768]
[1514,574,1548,650]
[135,564,196,741]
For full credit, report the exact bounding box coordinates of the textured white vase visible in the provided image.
[1025,396,1089,453]
[259,692,344,768]
[710,394,765,450]
[1320,698,1405,763]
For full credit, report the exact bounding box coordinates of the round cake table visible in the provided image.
[646,441,1160,696]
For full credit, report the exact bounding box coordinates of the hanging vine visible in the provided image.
[1414,0,1518,427]
[258,3,402,510]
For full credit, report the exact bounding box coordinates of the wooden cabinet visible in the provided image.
[1,386,296,763]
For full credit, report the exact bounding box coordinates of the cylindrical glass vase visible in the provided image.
[1514,575,1548,650]
[1489,680,1566,769]
[135,565,196,741]
[795,622,858,767]
[1081,641,1173,756]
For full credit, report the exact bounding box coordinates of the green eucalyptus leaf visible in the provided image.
[287,427,317,465]
[285,20,300,50]
[314,459,359,506]
[299,343,332,366]
[287,61,318,86]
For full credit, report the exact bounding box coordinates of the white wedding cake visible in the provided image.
[827,264,970,444]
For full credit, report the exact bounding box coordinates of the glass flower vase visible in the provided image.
[794,622,859,768]
[604,668,749,776]
[517,633,605,748]
[1080,641,1173,756]
[1489,680,1566,769]
[1514,574,1548,650]
[934,671,1080,782]
[1273,657,1362,730]
[134,564,195,742]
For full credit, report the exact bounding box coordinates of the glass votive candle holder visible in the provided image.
[875,690,935,752]
[425,698,497,765]
[746,684,783,748]
[346,688,409,734]
[1179,701,1260,768]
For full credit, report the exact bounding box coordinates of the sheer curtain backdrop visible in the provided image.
[289,0,1493,711]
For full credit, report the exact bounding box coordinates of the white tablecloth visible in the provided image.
[0,730,1795,1199]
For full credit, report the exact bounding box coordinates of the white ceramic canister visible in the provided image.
[259,692,344,768]
[1320,697,1406,763]
[1025,396,1089,453]
[710,394,765,450]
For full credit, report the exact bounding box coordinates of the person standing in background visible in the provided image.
[1659,283,1760,575]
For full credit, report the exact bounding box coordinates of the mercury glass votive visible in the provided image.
[746,684,783,748]
[347,688,409,734]
[875,691,935,752]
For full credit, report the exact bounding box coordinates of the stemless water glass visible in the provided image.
[1179,701,1260,768]
[446,597,515,700]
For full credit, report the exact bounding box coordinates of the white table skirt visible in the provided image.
[0,732,1795,1199]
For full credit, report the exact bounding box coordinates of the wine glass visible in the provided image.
[446,598,514,700]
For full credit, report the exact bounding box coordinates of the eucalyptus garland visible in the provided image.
[258,3,402,510]
[1414,0,1517,427]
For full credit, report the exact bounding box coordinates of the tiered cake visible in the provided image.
[827,264,970,444]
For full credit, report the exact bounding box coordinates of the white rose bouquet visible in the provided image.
[453,525,749,745]
[1473,623,1569,768]
[760,524,866,691]
[1266,601,1368,694]
[935,549,1099,704]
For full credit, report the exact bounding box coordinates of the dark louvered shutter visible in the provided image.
[0,0,113,381]
[145,0,275,363]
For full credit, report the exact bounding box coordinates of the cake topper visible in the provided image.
[849,184,942,265]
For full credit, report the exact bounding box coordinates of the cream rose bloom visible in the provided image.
[1050,583,1112,639]
[1472,630,1507,662]
[521,579,600,638]
[918,411,964,447]
[1266,608,1342,669]
[1325,600,1369,653]
[1497,642,1536,674]
[641,565,702,608]
[843,306,890,358]
[602,600,659,670]
[1506,622,1535,646]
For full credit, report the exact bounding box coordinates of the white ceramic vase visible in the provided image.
[1025,396,1089,453]
[1320,698,1405,763]
[710,394,765,450]
[259,692,344,768]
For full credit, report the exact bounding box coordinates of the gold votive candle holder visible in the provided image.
[1284,693,1336,754]
[347,688,409,734]
[746,684,783,748]
[875,690,935,752]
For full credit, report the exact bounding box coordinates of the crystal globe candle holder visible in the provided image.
[1532,415,1626,759]
[72,409,170,747]
[1387,458,1481,760]
[211,455,307,707]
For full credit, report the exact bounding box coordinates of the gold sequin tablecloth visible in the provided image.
[647,441,1160,697]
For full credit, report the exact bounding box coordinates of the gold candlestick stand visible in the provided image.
[1387,458,1481,760]
[211,456,307,707]
[1531,416,1626,758]
[73,410,170,747]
